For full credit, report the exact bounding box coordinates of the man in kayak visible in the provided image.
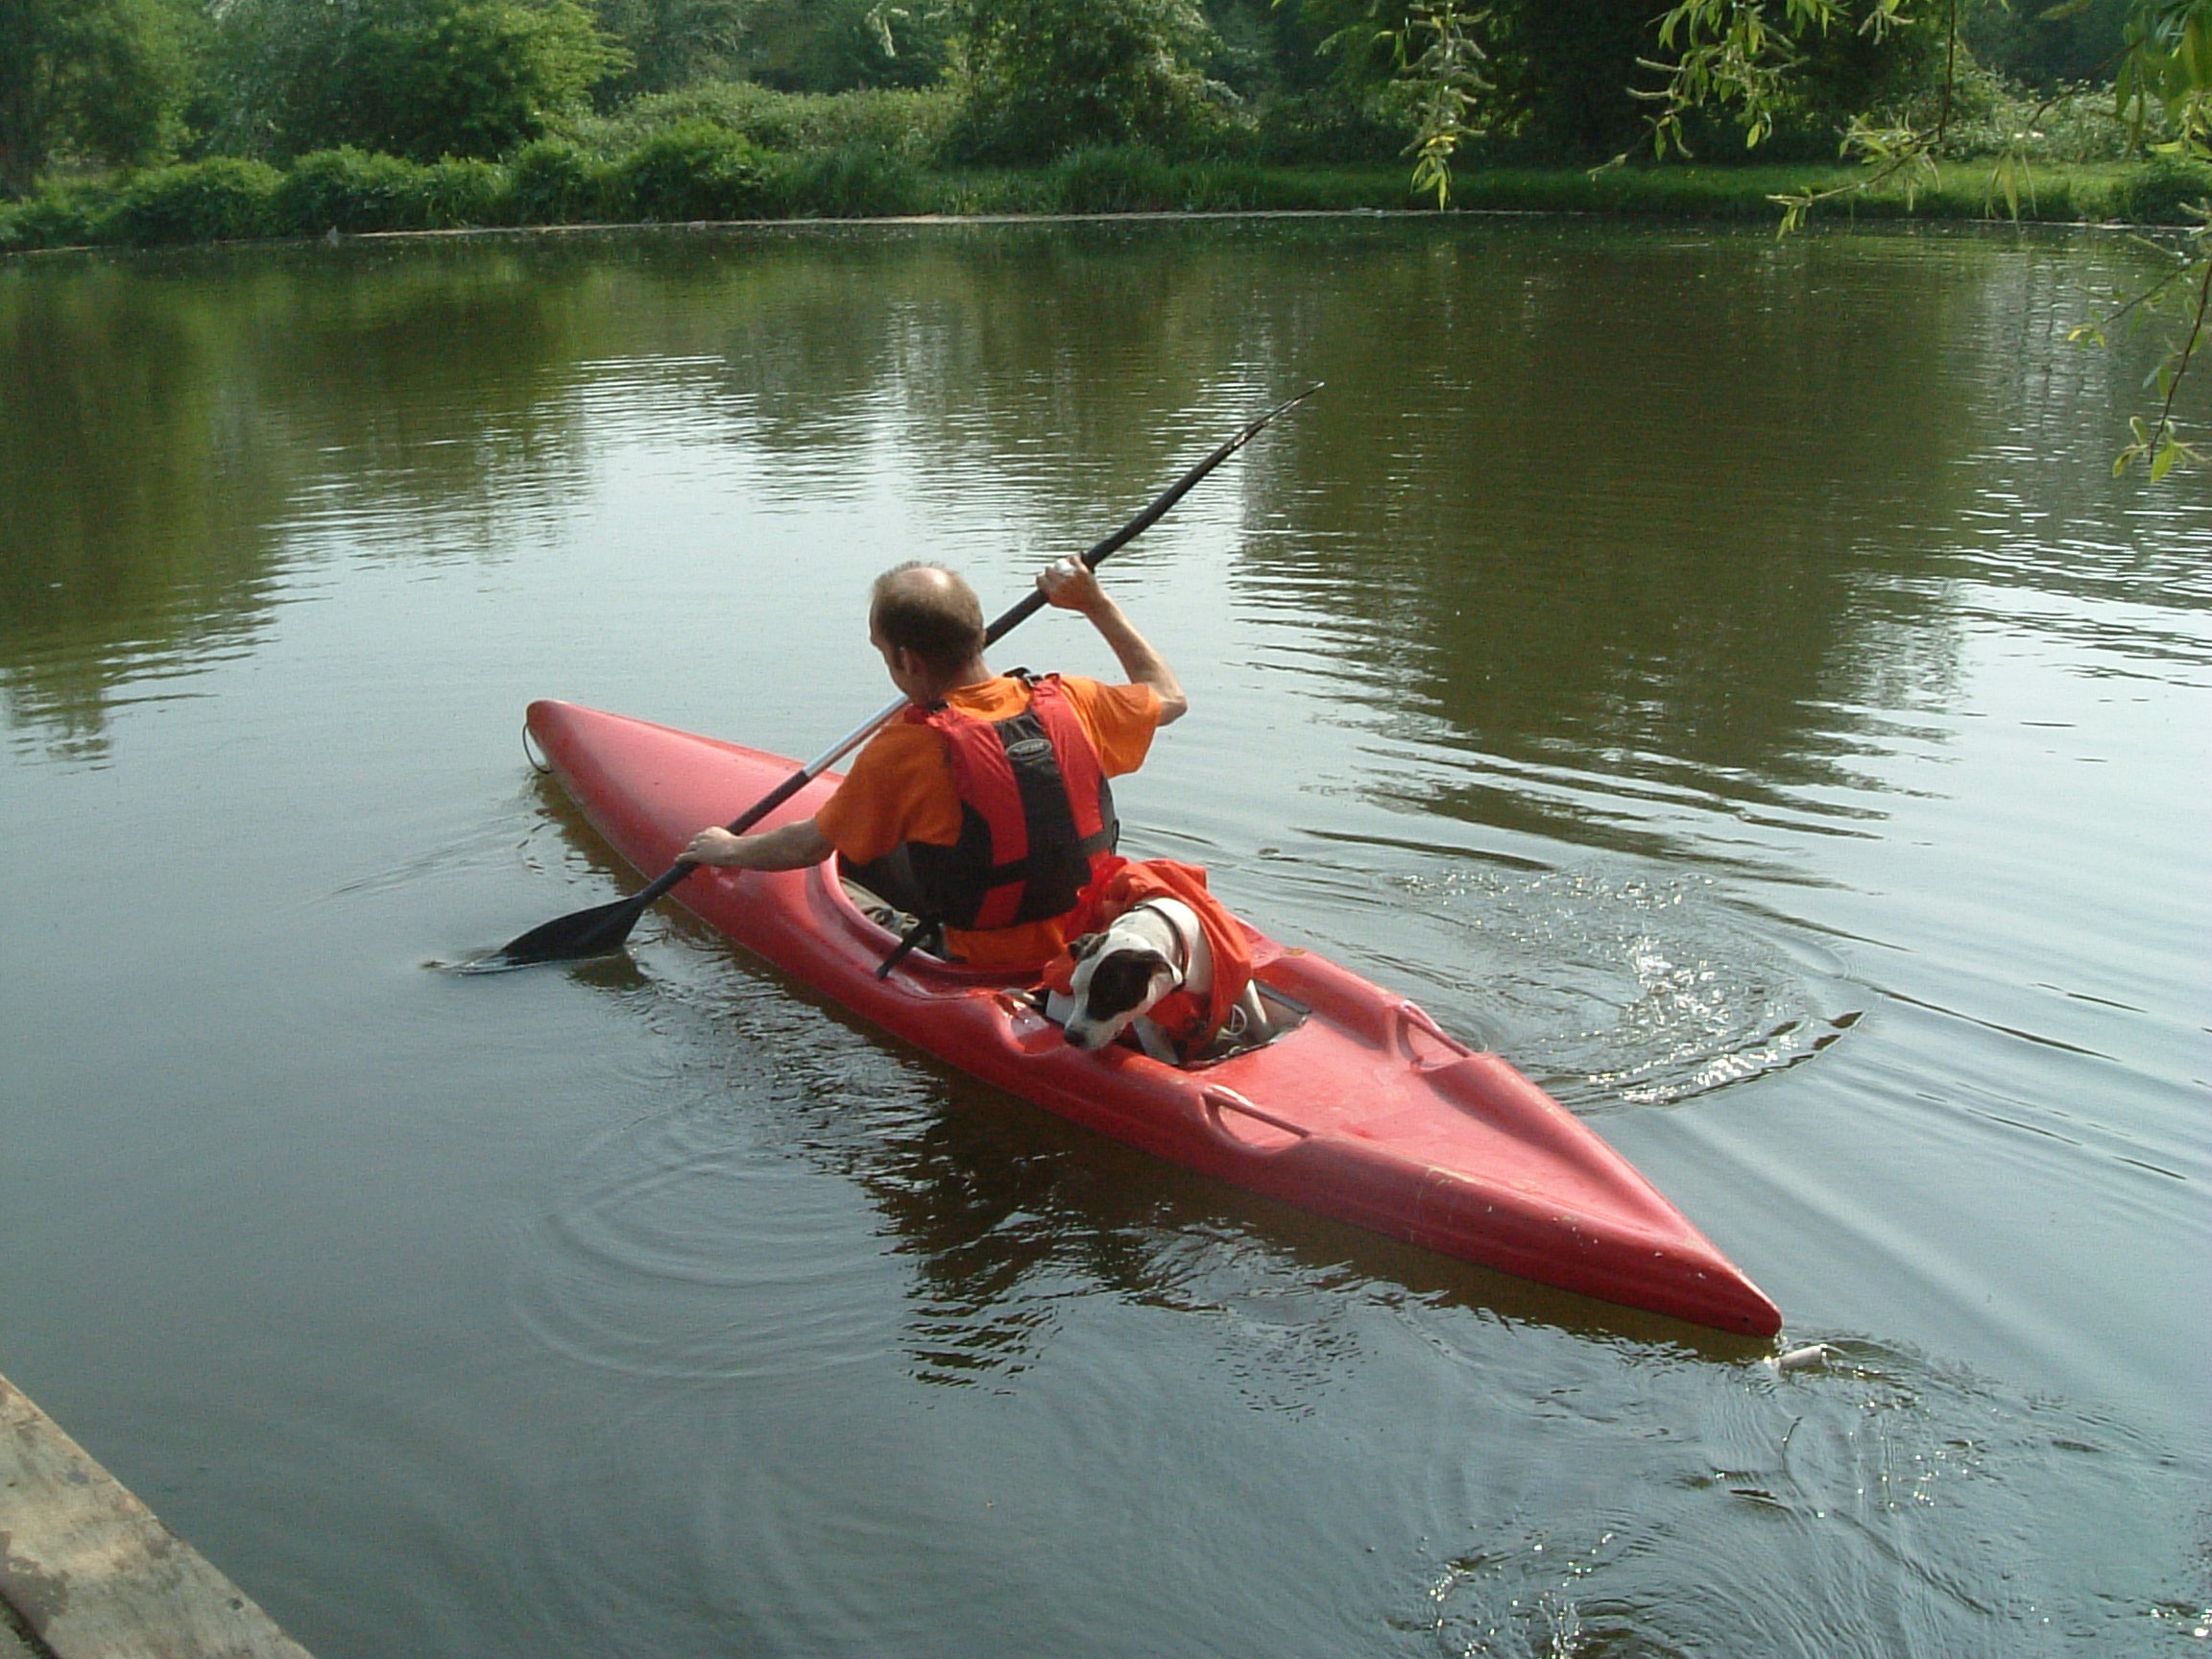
[682,557,1186,969]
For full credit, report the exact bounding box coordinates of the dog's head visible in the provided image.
[1057,918,1186,1051]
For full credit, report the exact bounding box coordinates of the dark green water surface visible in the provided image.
[3,218,2206,1657]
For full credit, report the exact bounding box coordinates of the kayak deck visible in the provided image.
[526,699,1782,1337]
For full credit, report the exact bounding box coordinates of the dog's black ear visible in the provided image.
[1069,932,1106,960]
[1085,949,1173,1018]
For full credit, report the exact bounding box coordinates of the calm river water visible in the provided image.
[3,216,2206,1657]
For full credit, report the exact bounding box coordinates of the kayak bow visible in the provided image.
[525,699,1783,1337]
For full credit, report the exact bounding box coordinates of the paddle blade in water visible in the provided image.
[463,892,653,972]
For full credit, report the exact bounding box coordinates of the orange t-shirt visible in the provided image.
[815,674,1163,968]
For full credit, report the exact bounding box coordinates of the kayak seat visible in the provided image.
[839,873,946,962]
[1183,981,1309,1067]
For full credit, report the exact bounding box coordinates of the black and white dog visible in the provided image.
[1045,896,1266,1063]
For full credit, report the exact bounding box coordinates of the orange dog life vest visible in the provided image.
[1042,856,1255,1047]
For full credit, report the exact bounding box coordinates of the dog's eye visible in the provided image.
[1070,933,1104,960]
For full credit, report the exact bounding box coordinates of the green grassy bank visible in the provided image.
[6,141,2207,253]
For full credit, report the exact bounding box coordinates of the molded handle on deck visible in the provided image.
[1394,1001,1471,1066]
[1201,1085,1310,1153]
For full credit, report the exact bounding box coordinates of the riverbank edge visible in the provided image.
[4,156,2203,259]
[2,197,2200,267]
[0,1369,314,1659]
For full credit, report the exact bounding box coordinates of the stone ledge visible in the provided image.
[0,1371,312,1659]
[0,1600,49,1659]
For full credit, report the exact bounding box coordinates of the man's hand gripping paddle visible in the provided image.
[464,386,1320,973]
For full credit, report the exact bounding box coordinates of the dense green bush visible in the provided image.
[1046,144,1181,210]
[503,136,605,220]
[0,184,113,251]
[606,119,771,218]
[111,156,283,244]
[768,147,928,217]
[273,146,428,231]
[1041,144,1351,212]
[1253,87,1417,166]
[416,156,509,225]
[590,82,958,162]
[1932,75,2147,165]
[234,148,505,236]
[2109,155,2212,224]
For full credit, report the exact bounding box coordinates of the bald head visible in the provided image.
[870,563,987,677]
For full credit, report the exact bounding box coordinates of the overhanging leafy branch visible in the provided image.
[1638,0,2212,475]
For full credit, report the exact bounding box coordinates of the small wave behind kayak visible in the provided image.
[1248,852,1861,1115]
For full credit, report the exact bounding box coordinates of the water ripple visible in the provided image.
[1417,1338,2209,1659]
[511,1100,895,1383]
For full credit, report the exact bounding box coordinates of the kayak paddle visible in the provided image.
[466,384,1321,972]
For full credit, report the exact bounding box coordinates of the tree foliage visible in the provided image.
[739,0,951,94]
[1304,0,1941,171]
[1,0,192,194]
[357,0,623,157]
[201,0,623,161]
[588,0,753,101]
[1963,0,2132,91]
[950,0,1226,161]
[1484,0,1654,161]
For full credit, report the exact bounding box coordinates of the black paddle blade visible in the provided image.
[463,891,654,972]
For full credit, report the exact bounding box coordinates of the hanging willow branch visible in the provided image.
[1635,0,2212,476]
[1397,0,1493,206]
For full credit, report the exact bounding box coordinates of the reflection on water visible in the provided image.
[4,221,2207,1659]
[1239,235,1984,827]
[0,246,600,759]
[1227,227,2212,869]
[12,223,2197,828]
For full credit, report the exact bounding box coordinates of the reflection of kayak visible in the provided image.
[527,699,1783,1337]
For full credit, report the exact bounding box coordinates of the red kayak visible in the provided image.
[526,700,1782,1337]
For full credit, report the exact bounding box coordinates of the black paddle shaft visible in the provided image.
[475,385,1321,970]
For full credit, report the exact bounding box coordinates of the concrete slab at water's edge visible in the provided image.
[0,1371,312,1659]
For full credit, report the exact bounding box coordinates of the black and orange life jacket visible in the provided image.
[902,674,1119,932]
